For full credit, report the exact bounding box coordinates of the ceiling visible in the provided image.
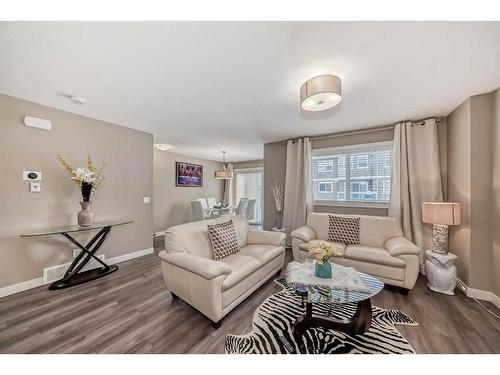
[1,22,500,162]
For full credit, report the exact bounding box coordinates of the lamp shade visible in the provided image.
[214,170,233,179]
[300,75,342,111]
[422,202,461,225]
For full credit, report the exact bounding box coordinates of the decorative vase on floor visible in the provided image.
[78,201,95,227]
[315,261,332,278]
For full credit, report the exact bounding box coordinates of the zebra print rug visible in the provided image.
[225,279,418,354]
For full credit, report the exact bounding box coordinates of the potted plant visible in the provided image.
[57,154,104,227]
[308,240,344,278]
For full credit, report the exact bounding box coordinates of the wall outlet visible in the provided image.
[143,196,151,204]
[29,182,41,192]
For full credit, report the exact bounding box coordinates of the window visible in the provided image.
[312,142,392,206]
[318,182,333,192]
[317,160,334,173]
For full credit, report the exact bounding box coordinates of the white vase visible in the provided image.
[77,201,95,227]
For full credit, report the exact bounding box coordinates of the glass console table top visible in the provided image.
[20,218,133,237]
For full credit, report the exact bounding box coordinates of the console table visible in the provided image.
[21,219,133,290]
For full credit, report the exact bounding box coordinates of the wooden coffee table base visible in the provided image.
[292,298,372,352]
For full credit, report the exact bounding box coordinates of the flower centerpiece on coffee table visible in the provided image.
[308,239,344,278]
[57,154,104,227]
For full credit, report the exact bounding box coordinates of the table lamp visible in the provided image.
[422,202,461,254]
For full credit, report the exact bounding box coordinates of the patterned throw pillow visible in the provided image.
[327,215,360,245]
[208,220,239,260]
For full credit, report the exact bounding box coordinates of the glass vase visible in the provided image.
[315,261,332,278]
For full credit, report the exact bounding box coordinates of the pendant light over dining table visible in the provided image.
[300,74,342,111]
[214,151,233,180]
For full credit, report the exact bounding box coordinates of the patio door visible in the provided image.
[234,168,263,224]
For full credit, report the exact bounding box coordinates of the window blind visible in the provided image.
[312,142,393,205]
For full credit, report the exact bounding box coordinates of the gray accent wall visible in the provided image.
[0,94,153,289]
[493,89,500,297]
[153,150,224,233]
[447,89,499,293]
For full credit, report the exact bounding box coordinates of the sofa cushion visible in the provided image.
[220,254,261,291]
[328,215,360,245]
[222,255,283,309]
[208,220,239,260]
[165,218,217,258]
[305,212,403,247]
[345,245,405,268]
[238,244,283,264]
[214,214,248,249]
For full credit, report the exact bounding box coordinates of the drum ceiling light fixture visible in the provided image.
[214,151,233,180]
[300,74,342,112]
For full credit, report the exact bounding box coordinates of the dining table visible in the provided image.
[205,206,236,216]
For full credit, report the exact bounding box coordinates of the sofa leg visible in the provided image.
[400,288,410,295]
[212,319,222,329]
[275,270,281,277]
[384,285,410,295]
[171,292,179,300]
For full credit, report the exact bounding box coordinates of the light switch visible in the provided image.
[30,182,41,193]
[143,196,151,204]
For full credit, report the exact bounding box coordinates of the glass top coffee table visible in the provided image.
[285,261,384,348]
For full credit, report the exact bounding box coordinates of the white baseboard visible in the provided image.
[467,287,500,309]
[107,248,154,265]
[457,278,500,309]
[0,277,45,298]
[0,247,154,299]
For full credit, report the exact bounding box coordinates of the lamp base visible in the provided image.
[432,224,449,254]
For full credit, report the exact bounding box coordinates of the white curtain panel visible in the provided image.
[283,138,314,242]
[389,119,443,273]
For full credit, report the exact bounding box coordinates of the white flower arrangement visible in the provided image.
[71,168,97,184]
[308,240,344,264]
[57,154,104,202]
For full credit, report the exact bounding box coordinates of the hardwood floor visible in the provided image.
[0,240,499,354]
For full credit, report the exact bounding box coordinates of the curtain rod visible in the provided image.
[280,116,443,144]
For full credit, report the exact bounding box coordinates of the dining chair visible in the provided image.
[246,199,256,221]
[207,197,217,208]
[196,198,209,211]
[191,201,206,221]
[236,198,249,216]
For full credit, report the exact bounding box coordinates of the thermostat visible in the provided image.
[23,171,42,181]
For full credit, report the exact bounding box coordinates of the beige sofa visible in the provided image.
[159,215,286,327]
[291,213,420,292]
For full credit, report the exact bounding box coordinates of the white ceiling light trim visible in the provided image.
[154,143,171,151]
[300,75,342,112]
[68,95,86,105]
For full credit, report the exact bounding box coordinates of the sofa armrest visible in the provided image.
[384,236,421,257]
[247,230,286,246]
[290,226,317,242]
[158,251,232,280]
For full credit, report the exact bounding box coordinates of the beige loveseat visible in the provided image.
[291,213,420,292]
[159,215,286,327]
